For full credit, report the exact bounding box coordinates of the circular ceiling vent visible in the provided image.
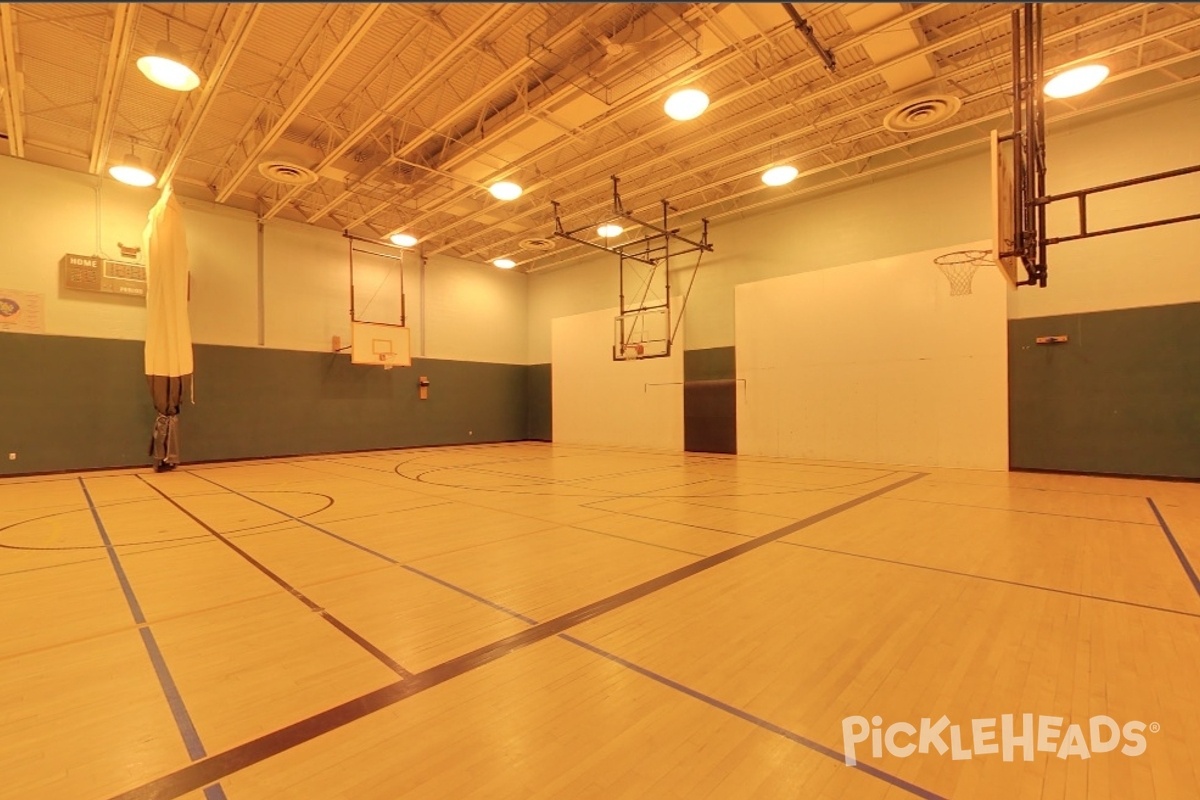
[257,161,318,185]
[519,237,557,251]
[882,95,962,132]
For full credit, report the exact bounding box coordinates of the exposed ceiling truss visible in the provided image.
[1,2,1196,273]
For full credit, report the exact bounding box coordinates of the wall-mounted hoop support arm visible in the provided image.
[1034,163,1200,246]
[548,176,715,362]
[343,230,407,326]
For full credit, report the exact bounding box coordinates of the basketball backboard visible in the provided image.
[351,321,411,368]
[990,129,1023,288]
[613,306,670,360]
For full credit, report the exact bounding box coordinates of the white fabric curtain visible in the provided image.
[143,185,193,378]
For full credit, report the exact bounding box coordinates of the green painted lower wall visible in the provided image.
[1009,302,1200,479]
[526,363,552,441]
[0,333,528,475]
[683,347,736,382]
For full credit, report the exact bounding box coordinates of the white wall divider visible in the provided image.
[736,241,1008,470]
[551,303,683,450]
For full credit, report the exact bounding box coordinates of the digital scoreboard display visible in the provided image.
[60,254,147,298]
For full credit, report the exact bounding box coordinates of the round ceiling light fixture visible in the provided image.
[761,165,799,187]
[489,181,523,201]
[664,87,709,121]
[493,258,516,269]
[137,40,201,92]
[389,232,418,247]
[1044,63,1109,99]
[109,153,157,187]
[597,223,624,238]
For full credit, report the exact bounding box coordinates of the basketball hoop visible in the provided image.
[934,249,994,296]
[621,343,644,361]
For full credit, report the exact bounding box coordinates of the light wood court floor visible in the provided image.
[1,442,1198,800]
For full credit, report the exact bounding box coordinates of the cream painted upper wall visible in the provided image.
[1,155,162,341]
[1007,89,1200,319]
[527,87,1200,362]
[424,254,527,365]
[0,156,528,364]
[0,154,259,345]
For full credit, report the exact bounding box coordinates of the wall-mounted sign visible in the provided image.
[60,253,147,298]
[0,288,46,334]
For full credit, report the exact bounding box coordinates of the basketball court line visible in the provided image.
[136,476,415,680]
[779,541,1200,620]
[573,498,1199,618]
[200,463,710,561]
[675,487,1161,527]
[1149,498,1200,599]
[188,473,401,564]
[559,635,947,800]
[398,459,685,488]
[290,459,739,547]
[4,440,1191,501]
[382,560,950,799]
[105,472,926,800]
[78,479,230,800]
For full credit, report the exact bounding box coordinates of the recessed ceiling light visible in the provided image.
[761,165,799,187]
[489,181,523,201]
[664,88,709,121]
[137,40,201,92]
[493,258,516,269]
[1044,64,1109,99]
[109,154,157,187]
[597,223,624,238]
[389,232,417,247]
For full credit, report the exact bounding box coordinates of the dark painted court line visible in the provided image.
[401,560,943,798]
[107,472,924,800]
[136,476,414,680]
[188,472,400,564]
[575,502,763,537]
[567,523,708,556]
[560,635,947,799]
[401,564,539,624]
[79,480,230,800]
[1148,497,1200,600]
[401,557,945,798]
[0,554,108,578]
[780,540,1200,619]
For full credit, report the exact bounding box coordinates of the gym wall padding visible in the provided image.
[0,332,528,475]
[526,363,552,441]
[1008,301,1200,479]
[683,347,737,455]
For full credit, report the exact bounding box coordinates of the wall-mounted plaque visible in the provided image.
[60,253,147,298]
[0,288,45,334]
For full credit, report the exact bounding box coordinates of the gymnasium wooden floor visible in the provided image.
[1,442,1198,800]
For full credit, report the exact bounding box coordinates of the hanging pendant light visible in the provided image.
[1044,63,1109,99]
[109,148,157,187]
[137,39,201,92]
[664,87,709,121]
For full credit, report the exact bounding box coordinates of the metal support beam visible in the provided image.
[89,3,138,175]
[260,4,516,222]
[782,3,836,73]
[0,3,24,158]
[157,3,262,190]
[311,10,591,227]
[214,3,387,203]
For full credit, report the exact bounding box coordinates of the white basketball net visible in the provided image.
[934,249,994,296]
